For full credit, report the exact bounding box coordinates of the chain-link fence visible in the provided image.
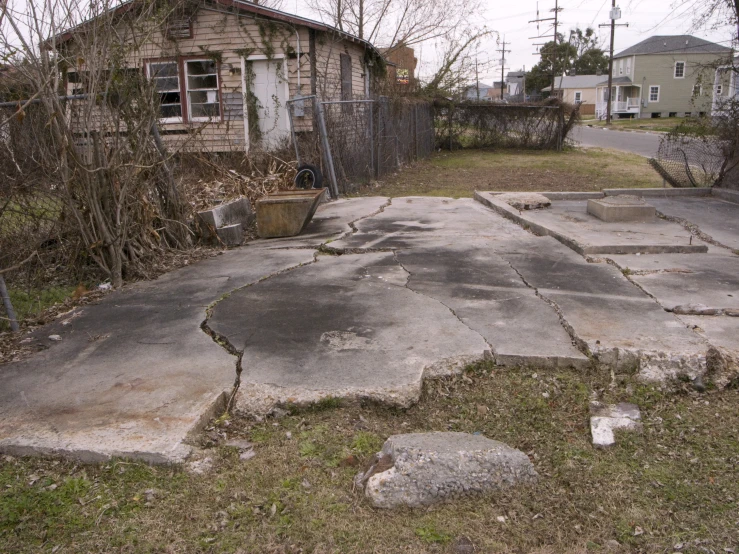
[287,96,435,195]
[648,133,727,188]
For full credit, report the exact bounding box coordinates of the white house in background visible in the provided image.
[541,75,602,115]
[712,56,739,116]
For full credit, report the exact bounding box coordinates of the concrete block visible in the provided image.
[540,191,605,201]
[590,402,641,447]
[587,196,656,222]
[216,223,244,246]
[197,197,254,238]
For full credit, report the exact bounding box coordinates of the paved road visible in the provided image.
[573,124,662,157]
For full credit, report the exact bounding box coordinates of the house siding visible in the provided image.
[65,6,371,152]
[614,52,726,117]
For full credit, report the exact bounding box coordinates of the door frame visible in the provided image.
[241,53,290,154]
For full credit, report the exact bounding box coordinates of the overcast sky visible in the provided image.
[285,0,734,84]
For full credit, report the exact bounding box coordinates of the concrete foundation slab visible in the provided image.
[209,253,490,414]
[587,196,655,222]
[0,248,315,462]
[647,197,739,252]
[475,191,708,255]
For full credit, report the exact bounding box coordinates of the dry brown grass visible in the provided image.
[357,147,664,198]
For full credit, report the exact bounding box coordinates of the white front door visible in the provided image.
[244,58,289,149]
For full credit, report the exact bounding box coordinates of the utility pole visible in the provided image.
[475,57,480,101]
[529,0,562,98]
[497,38,511,100]
[599,2,628,124]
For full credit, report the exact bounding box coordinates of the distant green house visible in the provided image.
[594,35,732,119]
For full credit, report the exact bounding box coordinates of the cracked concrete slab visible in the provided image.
[606,252,739,312]
[648,197,739,251]
[475,191,708,255]
[208,253,489,414]
[0,248,314,462]
[396,245,589,369]
[330,197,525,251]
[677,315,739,385]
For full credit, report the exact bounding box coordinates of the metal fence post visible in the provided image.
[315,101,340,198]
[368,101,375,181]
[0,275,19,332]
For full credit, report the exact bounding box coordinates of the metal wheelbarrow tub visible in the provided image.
[256,188,328,238]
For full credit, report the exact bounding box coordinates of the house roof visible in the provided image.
[595,76,634,86]
[614,35,732,59]
[541,74,604,91]
[53,0,382,57]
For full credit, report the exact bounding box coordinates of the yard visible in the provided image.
[359,147,665,198]
[2,363,737,553]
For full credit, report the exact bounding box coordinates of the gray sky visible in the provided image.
[286,0,734,83]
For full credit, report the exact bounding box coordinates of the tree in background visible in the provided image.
[526,27,608,96]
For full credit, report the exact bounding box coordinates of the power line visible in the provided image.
[598,3,629,124]
[529,0,563,93]
[496,37,511,100]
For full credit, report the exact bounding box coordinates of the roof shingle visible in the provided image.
[614,35,731,58]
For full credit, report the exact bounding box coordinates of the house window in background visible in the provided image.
[147,61,182,121]
[692,84,702,96]
[674,61,685,78]
[185,59,220,120]
[717,84,723,95]
[574,91,582,103]
[649,86,660,102]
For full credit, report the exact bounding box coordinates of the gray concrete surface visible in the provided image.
[648,196,739,251]
[476,191,708,255]
[574,125,661,157]
[2,193,737,463]
[359,432,537,508]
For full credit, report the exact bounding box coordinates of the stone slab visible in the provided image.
[198,197,254,235]
[209,253,490,414]
[677,315,739,386]
[0,248,315,463]
[360,432,538,508]
[611,253,739,312]
[330,197,525,251]
[215,223,244,246]
[590,402,641,447]
[587,196,656,222]
[475,191,708,255]
[396,244,589,369]
[648,197,739,252]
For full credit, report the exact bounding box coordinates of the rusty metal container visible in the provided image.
[256,188,328,238]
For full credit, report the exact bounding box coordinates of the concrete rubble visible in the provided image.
[356,432,538,508]
[589,402,642,447]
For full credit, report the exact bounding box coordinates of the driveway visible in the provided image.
[1,193,737,463]
[573,124,662,157]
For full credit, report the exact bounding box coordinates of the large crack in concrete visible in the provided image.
[391,251,495,365]
[657,211,739,254]
[501,257,593,361]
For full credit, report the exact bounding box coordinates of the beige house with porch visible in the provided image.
[595,35,732,119]
[542,75,602,115]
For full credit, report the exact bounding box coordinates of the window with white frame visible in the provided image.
[692,84,702,96]
[619,60,623,75]
[674,61,685,78]
[649,86,659,102]
[574,91,582,103]
[717,84,723,95]
[185,59,220,120]
[147,61,182,121]
[626,60,631,74]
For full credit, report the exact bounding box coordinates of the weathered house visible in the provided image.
[594,35,732,119]
[58,0,385,152]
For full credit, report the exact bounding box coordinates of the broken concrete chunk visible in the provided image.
[590,402,641,447]
[673,304,723,316]
[357,432,537,509]
[496,192,551,211]
[197,197,254,245]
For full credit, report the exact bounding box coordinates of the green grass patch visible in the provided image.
[0,285,76,331]
[2,363,738,552]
